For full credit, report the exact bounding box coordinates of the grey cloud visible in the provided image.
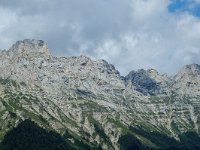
[0,0,200,75]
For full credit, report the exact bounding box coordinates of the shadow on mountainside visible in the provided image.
[0,120,200,150]
[0,119,101,150]
[119,126,200,150]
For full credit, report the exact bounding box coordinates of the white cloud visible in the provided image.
[131,0,169,22]
[0,7,18,48]
[0,0,200,75]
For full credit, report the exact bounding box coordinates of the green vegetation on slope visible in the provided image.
[118,126,200,150]
[0,119,72,150]
[0,119,100,150]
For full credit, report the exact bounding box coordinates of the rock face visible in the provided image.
[174,64,200,96]
[125,69,170,95]
[0,39,200,149]
[9,39,51,59]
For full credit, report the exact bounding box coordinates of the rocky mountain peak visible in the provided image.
[181,64,200,75]
[175,64,200,81]
[147,68,158,76]
[94,59,120,75]
[8,39,51,60]
[125,69,159,95]
[173,64,200,96]
[125,68,170,95]
[1,39,200,149]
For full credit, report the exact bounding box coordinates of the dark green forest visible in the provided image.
[119,127,200,150]
[0,119,200,150]
[0,120,98,150]
[0,120,73,150]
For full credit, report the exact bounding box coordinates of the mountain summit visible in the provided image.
[0,39,200,150]
[8,39,51,60]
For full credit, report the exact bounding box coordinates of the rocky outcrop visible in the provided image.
[173,64,200,96]
[125,68,171,95]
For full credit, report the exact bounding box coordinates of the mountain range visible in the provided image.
[0,39,200,150]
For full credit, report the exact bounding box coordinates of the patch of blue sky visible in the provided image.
[168,0,200,17]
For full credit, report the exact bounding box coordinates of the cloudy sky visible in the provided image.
[0,0,200,75]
